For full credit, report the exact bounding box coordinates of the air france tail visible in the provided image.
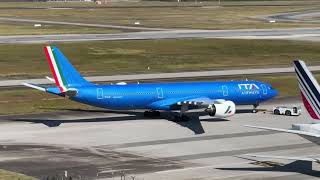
[293,60,320,121]
[44,46,91,92]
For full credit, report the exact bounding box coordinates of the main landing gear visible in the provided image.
[173,104,190,122]
[144,110,160,117]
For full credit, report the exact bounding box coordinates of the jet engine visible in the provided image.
[205,100,236,118]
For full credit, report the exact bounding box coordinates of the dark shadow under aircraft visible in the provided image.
[217,157,320,178]
[10,108,238,134]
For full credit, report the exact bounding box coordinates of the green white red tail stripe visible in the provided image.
[44,46,68,92]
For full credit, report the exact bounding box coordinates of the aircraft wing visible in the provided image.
[244,154,320,162]
[245,125,320,138]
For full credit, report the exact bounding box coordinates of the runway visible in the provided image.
[2,65,320,88]
[0,98,320,179]
[1,28,320,44]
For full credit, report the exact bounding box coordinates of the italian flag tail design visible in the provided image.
[44,46,68,92]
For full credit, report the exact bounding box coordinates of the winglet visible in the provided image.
[46,76,55,82]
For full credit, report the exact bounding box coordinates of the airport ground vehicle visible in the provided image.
[273,106,301,116]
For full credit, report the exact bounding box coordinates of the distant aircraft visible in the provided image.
[24,46,277,121]
[246,60,320,162]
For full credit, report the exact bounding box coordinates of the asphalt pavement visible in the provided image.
[2,65,320,87]
[0,98,319,179]
[0,28,320,44]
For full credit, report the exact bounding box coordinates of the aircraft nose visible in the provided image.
[271,88,278,97]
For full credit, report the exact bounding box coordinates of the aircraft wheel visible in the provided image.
[152,111,160,117]
[144,111,152,117]
[144,111,160,117]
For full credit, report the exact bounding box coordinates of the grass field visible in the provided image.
[0,169,38,180]
[0,73,313,115]
[0,2,318,33]
[0,22,121,35]
[0,39,320,80]
[0,1,318,8]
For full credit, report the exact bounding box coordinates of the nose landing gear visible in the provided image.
[252,103,259,113]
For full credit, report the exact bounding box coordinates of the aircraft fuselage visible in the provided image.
[65,80,277,110]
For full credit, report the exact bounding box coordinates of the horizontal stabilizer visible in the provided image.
[22,83,46,92]
[46,76,55,82]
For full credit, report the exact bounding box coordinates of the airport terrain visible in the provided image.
[0,2,318,30]
[0,1,318,36]
[0,98,320,179]
[1,39,320,80]
[0,1,319,179]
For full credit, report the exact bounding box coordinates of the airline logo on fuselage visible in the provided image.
[238,83,260,95]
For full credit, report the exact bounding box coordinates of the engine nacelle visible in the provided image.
[205,100,236,118]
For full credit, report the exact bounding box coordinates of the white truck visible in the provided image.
[273,106,301,116]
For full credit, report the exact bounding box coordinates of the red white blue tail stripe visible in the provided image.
[293,60,320,120]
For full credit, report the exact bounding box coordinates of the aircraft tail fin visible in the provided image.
[44,46,91,93]
[293,60,320,121]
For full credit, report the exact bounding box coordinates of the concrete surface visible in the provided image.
[0,97,320,179]
[0,28,320,44]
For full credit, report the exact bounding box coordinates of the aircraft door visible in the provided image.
[156,87,163,99]
[97,88,103,99]
[222,86,228,96]
[261,84,267,95]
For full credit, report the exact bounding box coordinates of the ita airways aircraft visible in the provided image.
[23,46,277,120]
[246,60,320,163]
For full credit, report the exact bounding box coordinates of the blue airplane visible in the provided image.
[24,46,278,121]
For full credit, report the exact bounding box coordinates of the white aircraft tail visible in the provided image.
[293,60,320,122]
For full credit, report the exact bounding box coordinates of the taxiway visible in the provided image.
[0,97,319,179]
[1,28,320,44]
